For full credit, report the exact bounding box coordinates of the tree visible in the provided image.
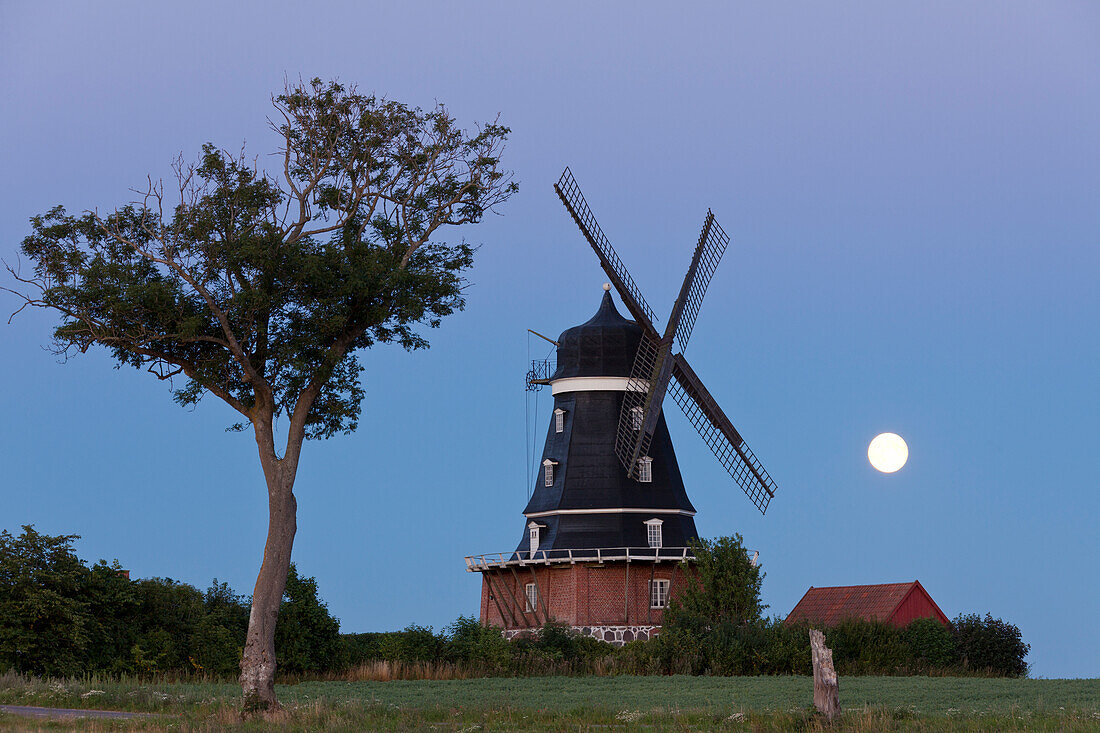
[663,534,766,629]
[952,612,1029,677]
[83,559,141,673]
[4,78,517,709]
[273,564,341,674]
[0,526,93,676]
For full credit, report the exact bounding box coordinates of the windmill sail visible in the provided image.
[672,211,729,353]
[669,353,777,514]
[617,211,730,479]
[554,168,658,333]
[616,330,670,477]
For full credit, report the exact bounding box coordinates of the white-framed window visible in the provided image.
[645,518,663,548]
[554,408,565,433]
[650,579,670,608]
[543,459,556,487]
[631,405,644,430]
[637,456,653,483]
[525,582,539,612]
[528,522,541,557]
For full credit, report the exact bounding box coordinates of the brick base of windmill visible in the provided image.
[475,559,696,646]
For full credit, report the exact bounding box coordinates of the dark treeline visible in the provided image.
[1,527,1028,680]
[0,526,340,677]
[344,614,1028,679]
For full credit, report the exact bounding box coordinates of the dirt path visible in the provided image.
[0,704,167,720]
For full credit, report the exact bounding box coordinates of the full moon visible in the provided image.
[868,433,908,473]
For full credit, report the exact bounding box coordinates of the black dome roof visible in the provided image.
[551,291,643,380]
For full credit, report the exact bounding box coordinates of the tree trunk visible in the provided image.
[239,425,300,713]
[810,628,840,722]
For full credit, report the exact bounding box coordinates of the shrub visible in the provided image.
[335,613,1025,679]
[188,616,241,675]
[443,616,511,673]
[760,618,812,675]
[341,632,387,666]
[648,623,707,675]
[664,534,765,630]
[903,617,958,670]
[128,578,206,671]
[377,625,446,663]
[952,613,1029,677]
[0,526,93,676]
[615,638,661,675]
[825,619,908,675]
[274,564,342,674]
[0,526,348,678]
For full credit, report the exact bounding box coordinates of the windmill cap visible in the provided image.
[551,291,642,380]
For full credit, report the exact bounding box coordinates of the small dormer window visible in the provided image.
[631,406,644,431]
[637,456,653,483]
[554,408,565,433]
[542,459,556,487]
[645,518,663,548]
[529,521,542,557]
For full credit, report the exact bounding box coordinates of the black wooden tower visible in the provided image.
[520,288,700,554]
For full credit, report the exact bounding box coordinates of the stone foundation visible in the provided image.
[502,624,660,646]
[573,625,660,645]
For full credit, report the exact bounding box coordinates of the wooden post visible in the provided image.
[483,571,519,629]
[527,563,551,624]
[668,559,683,609]
[624,559,630,624]
[809,629,840,721]
[506,566,535,627]
[647,563,655,624]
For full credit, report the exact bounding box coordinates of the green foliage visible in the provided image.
[128,578,207,672]
[903,617,958,670]
[759,618,814,675]
[510,622,615,667]
[0,526,92,676]
[188,616,241,675]
[274,564,342,674]
[0,530,1031,681]
[822,619,910,674]
[0,526,342,678]
[442,616,511,672]
[340,632,387,666]
[377,625,446,663]
[83,560,141,673]
[663,534,765,631]
[952,613,1030,677]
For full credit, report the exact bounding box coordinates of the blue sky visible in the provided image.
[1,2,1097,678]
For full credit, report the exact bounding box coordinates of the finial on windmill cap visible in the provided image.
[603,282,611,291]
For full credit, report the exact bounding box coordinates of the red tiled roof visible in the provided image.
[785,582,921,626]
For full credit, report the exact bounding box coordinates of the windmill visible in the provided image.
[464,168,779,645]
[553,167,778,515]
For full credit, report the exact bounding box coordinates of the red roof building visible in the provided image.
[785,581,949,627]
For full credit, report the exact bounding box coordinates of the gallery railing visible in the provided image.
[464,546,696,571]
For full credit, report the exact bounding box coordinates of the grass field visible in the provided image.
[1,673,1098,731]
